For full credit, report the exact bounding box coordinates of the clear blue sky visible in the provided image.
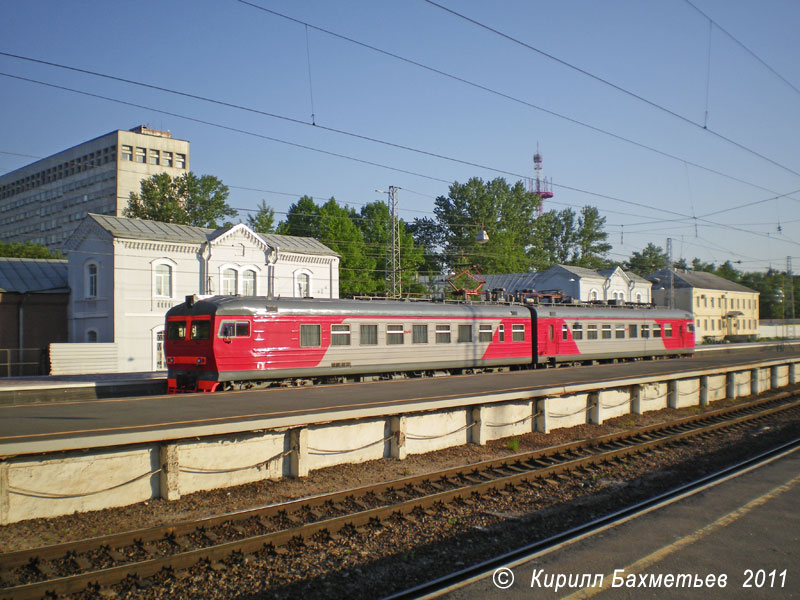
[1,0,798,272]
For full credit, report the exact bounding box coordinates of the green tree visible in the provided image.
[124,172,236,228]
[315,198,374,297]
[276,195,320,238]
[715,260,741,282]
[574,206,612,268]
[625,243,669,277]
[532,208,578,269]
[407,216,447,277]
[422,177,540,274]
[246,200,275,234]
[0,241,61,259]
[359,201,426,295]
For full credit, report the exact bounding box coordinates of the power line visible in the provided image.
[682,0,800,98]
[226,4,800,202]
[422,0,800,180]
[0,71,451,185]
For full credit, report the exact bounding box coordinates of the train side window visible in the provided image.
[218,321,250,338]
[479,324,493,343]
[387,324,404,345]
[587,324,598,340]
[360,324,378,345]
[190,320,210,340]
[615,324,625,339]
[572,323,583,340]
[436,324,451,343]
[628,324,638,338]
[458,324,472,343]
[653,324,662,338]
[331,324,351,346]
[641,324,650,338]
[498,324,505,342]
[687,323,695,333]
[300,324,321,347]
[562,324,569,341]
[413,324,428,344]
[167,320,187,340]
[601,324,612,339]
[512,324,525,342]
[664,323,673,337]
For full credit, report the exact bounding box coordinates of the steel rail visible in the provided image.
[1,391,798,599]
[385,438,800,599]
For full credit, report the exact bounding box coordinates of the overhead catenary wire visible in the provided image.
[682,0,800,98]
[422,0,800,180]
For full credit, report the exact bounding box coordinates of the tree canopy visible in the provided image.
[414,177,540,274]
[0,241,62,259]
[246,200,275,234]
[124,172,236,228]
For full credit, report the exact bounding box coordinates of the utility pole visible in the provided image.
[376,186,401,298]
[788,256,795,319]
[666,237,674,310]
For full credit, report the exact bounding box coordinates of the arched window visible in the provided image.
[222,268,237,295]
[86,329,98,342]
[636,293,642,303]
[296,272,310,298]
[85,263,98,298]
[590,289,599,301]
[241,270,256,296]
[154,264,172,297]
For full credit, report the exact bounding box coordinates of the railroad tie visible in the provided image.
[72,555,93,571]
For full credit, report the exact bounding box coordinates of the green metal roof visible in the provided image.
[85,214,337,256]
[0,258,68,293]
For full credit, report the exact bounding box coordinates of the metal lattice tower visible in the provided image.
[377,186,401,298]
[532,148,554,218]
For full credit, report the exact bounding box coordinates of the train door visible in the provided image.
[214,318,253,371]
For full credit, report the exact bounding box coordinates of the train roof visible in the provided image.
[531,304,692,320]
[166,296,531,319]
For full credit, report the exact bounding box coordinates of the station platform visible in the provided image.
[0,371,165,405]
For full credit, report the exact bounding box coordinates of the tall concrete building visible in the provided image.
[0,126,189,249]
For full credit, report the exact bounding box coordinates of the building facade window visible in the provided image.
[241,269,256,296]
[85,262,98,298]
[222,268,237,295]
[148,149,160,165]
[135,147,146,163]
[121,145,133,161]
[86,329,98,343]
[154,263,172,297]
[295,271,310,298]
[175,153,186,169]
[162,151,173,167]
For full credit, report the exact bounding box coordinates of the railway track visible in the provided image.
[2,391,799,600]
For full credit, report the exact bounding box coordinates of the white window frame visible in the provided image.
[152,258,176,298]
[294,269,312,298]
[241,268,257,296]
[84,260,99,298]
[221,267,238,295]
[152,326,165,371]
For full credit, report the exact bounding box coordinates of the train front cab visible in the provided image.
[165,314,220,393]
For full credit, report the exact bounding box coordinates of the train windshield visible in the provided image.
[190,320,211,340]
[167,320,187,341]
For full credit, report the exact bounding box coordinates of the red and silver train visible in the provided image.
[164,295,695,393]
